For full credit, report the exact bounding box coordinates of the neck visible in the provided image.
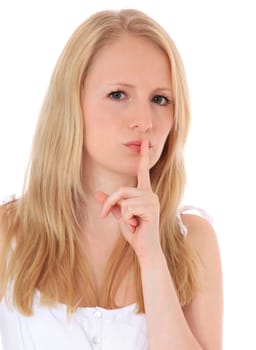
[83,158,137,198]
[80,163,137,241]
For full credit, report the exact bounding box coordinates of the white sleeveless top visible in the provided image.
[0,200,212,350]
[0,292,146,350]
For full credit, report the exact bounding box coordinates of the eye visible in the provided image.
[108,90,127,100]
[152,95,170,106]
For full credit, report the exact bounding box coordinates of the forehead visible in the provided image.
[85,33,172,87]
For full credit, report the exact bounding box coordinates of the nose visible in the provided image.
[129,102,153,132]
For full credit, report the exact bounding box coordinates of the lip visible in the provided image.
[123,140,152,153]
[124,140,153,147]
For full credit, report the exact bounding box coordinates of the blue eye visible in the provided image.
[152,95,170,106]
[108,90,126,100]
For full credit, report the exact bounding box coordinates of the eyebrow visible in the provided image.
[108,81,173,93]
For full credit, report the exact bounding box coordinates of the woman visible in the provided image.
[0,9,223,350]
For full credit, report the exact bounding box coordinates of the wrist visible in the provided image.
[137,245,166,269]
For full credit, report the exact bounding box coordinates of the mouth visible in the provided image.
[123,140,152,153]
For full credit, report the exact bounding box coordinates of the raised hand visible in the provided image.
[95,139,161,260]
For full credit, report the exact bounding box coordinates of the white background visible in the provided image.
[0,1,255,349]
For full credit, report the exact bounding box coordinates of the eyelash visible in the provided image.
[108,91,126,100]
[108,90,171,106]
[152,95,170,106]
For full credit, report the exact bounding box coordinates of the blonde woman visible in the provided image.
[0,9,223,350]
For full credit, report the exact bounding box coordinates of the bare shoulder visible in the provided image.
[181,213,223,349]
[181,213,222,299]
[181,213,219,255]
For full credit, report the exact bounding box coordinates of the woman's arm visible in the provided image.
[139,214,223,350]
[182,214,223,349]
[97,141,223,349]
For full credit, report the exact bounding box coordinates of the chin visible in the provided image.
[118,164,138,177]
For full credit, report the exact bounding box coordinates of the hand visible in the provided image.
[95,140,161,260]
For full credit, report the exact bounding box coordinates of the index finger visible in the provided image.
[137,139,151,190]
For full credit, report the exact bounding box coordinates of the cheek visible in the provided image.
[155,118,174,153]
[83,98,123,126]
[159,117,174,139]
[83,109,122,152]
[83,105,110,134]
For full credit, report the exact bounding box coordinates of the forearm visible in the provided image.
[139,250,203,350]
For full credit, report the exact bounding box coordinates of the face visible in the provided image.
[81,33,174,179]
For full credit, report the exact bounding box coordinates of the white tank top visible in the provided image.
[0,291,147,350]
[0,203,212,350]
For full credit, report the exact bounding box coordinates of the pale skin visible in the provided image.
[80,33,223,349]
[0,33,223,349]
[94,140,222,350]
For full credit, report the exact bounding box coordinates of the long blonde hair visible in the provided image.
[0,9,200,315]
